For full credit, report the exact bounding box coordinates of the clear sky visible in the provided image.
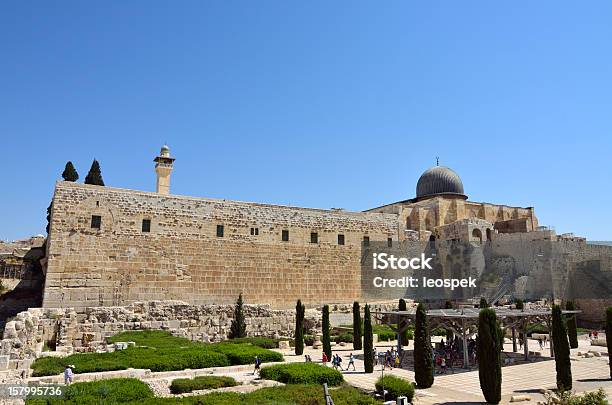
[1,1,610,241]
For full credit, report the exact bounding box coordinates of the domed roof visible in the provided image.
[416,165,466,200]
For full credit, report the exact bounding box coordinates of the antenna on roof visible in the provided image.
[436,156,439,166]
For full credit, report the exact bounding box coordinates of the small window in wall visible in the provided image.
[91,215,101,229]
[250,227,259,236]
[387,237,393,247]
[363,236,370,247]
[310,232,318,244]
[338,234,345,245]
[282,230,289,242]
[142,219,151,233]
[216,224,224,237]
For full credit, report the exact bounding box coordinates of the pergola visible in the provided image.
[372,307,580,369]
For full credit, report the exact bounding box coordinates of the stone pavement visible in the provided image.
[275,334,612,404]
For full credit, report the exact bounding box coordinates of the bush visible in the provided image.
[552,305,572,391]
[170,376,238,394]
[260,363,343,386]
[352,302,362,350]
[31,331,282,377]
[375,375,415,401]
[207,342,283,365]
[414,303,433,388]
[544,388,607,405]
[334,333,353,343]
[28,382,378,405]
[226,337,278,349]
[478,308,501,404]
[61,378,153,404]
[304,335,315,346]
[566,301,578,349]
[371,324,396,342]
[607,307,612,379]
[363,304,374,373]
[322,305,332,359]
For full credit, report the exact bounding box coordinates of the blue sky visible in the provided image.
[1,1,610,241]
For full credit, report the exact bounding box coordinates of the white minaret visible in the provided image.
[154,145,175,195]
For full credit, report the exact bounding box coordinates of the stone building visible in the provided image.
[42,146,611,318]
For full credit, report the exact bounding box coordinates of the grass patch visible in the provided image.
[226,337,278,349]
[260,363,343,386]
[375,375,415,401]
[170,376,238,394]
[30,380,376,404]
[31,331,282,377]
[27,378,153,405]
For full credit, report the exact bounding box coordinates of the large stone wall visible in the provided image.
[44,182,399,312]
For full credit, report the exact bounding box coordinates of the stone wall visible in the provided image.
[44,182,399,312]
[0,300,317,373]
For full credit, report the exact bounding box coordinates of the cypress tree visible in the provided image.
[565,301,578,349]
[61,161,79,182]
[478,308,502,404]
[84,159,105,186]
[606,307,612,379]
[398,299,410,346]
[229,293,247,339]
[363,304,374,373]
[515,299,524,310]
[352,301,362,350]
[552,304,572,391]
[322,305,332,360]
[295,299,305,355]
[45,201,52,234]
[414,303,434,388]
[480,297,489,308]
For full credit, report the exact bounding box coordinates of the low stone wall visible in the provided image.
[0,300,315,373]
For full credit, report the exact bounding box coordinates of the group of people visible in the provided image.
[321,351,356,371]
[377,347,401,369]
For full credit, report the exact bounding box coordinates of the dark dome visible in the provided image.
[416,166,466,200]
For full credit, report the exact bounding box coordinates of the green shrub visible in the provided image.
[363,304,374,373]
[31,331,282,377]
[545,388,607,405]
[28,382,377,405]
[322,305,332,359]
[414,303,433,388]
[170,376,238,394]
[62,378,153,404]
[334,333,353,343]
[304,335,315,346]
[478,308,501,404]
[260,362,343,386]
[552,305,572,391]
[295,299,305,355]
[371,324,396,341]
[226,337,278,349]
[375,375,415,401]
[566,301,578,349]
[352,301,362,350]
[607,307,612,379]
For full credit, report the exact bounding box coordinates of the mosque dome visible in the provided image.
[160,144,170,157]
[416,165,467,200]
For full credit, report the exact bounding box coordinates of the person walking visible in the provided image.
[346,353,356,371]
[64,365,74,385]
[322,351,328,366]
[254,356,262,375]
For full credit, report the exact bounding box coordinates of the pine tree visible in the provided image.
[478,308,502,404]
[398,299,410,346]
[84,159,105,186]
[322,305,332,360]
[295,299,305,355]
[414,303,434,388]
[61,161,79,182]
[565,301,578,349]
[363,304,374,373]
[229,294,247,339]
[606,307,612,379]
[552,304,572,391]
[480,297,489,308]
[352,301,362,350]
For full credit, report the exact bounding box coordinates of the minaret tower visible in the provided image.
[154,145,175,195]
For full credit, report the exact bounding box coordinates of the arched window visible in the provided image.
[472,229,483,243]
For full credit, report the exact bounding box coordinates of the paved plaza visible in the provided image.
[275,334,611,404]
